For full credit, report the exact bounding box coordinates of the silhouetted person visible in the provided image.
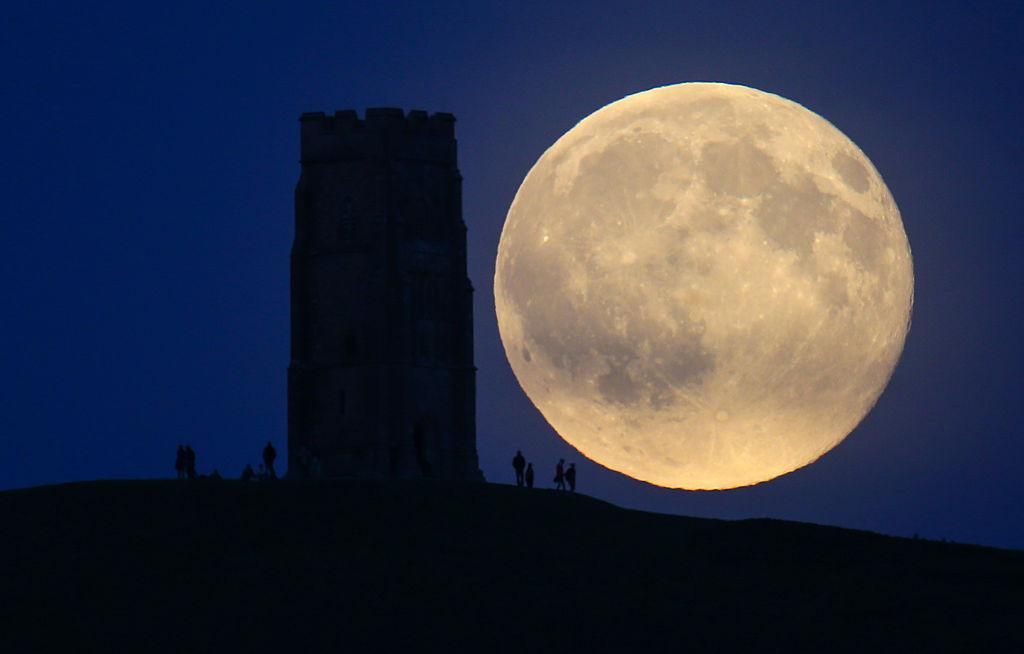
[566,463,576,492]
[263,441,277,479]
[175,445,186,480]
[512,450,526,486]
[185,445,197,479]
[554,459,565,490]
[525,462,534,489]
[241,464,255,481]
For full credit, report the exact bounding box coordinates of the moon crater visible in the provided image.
[496,83,913,490]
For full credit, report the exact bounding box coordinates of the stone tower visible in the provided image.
[288,108,482,481]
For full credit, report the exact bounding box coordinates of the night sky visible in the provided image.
[3,1,1021,549]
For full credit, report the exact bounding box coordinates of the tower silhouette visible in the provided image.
[288,108,482,481]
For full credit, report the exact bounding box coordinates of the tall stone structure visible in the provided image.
[289,108,482,481]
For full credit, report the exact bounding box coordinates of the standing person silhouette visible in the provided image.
[185,445,197,480]
[263,441,278,479]
[175,445,186,480]
[554,459,565,490]
[565,463,577,492]
[512,450,526,486]
[525,462,534,489]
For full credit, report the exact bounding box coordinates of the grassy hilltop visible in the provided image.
[1,479,1021,652]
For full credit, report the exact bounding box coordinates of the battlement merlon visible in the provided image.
[299,108,458,165]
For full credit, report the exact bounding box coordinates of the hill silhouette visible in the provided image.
[1,479,1021,652]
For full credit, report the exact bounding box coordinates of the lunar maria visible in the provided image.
[494,82,913,490]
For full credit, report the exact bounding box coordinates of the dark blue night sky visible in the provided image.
[3,1,1021,548]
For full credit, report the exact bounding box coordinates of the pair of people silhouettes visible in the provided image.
[554,459,576,492]
[174,445,197,480]
[512,450,535,488]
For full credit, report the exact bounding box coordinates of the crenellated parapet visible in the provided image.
[300,108,457,165]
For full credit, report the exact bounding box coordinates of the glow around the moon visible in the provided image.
[494,82,913,490]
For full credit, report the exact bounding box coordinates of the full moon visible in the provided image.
[494,82,913,490]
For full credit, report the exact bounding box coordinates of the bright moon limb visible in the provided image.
[494,82,913,490]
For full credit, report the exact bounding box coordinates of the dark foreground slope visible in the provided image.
[1,480,1021,653]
